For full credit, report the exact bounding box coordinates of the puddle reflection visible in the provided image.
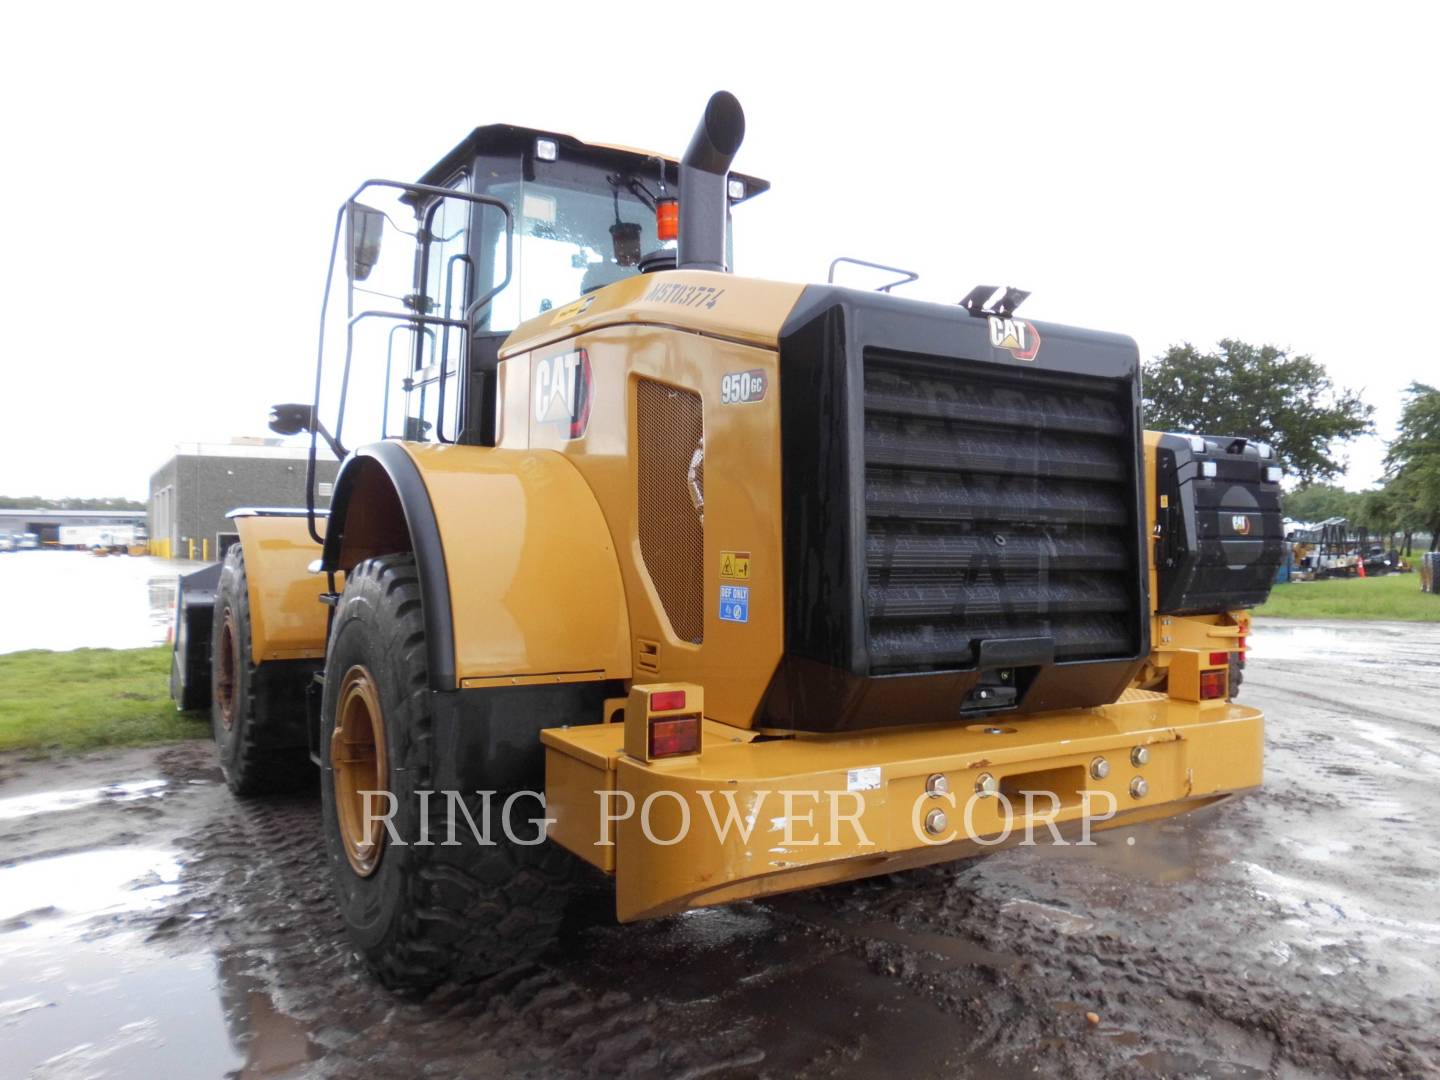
[0,847,317,1079]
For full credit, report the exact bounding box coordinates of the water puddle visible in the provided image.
[0,848,181,924]
[0,551,209,655]
[0,846,319,1078]
[1250,619,1440,669]
[998,897,1095,935]
[0,780,168,822]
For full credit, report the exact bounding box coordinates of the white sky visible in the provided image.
[1,1,1435,500]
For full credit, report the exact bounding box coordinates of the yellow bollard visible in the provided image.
[202,538,209,562]
[188,538,194,560]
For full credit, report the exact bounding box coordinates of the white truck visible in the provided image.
[59,525,141,552]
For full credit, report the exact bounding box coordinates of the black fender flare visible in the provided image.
[321,442,456,691]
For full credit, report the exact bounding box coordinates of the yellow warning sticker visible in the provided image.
[549,295,595,324]
[719,550,751,580]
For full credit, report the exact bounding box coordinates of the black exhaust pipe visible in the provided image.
[678,91,745,272]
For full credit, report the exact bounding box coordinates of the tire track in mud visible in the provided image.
[71,618,1440,1080]
[161,751,768,1078]
[157,722,1440,1080]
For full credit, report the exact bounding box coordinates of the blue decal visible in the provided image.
[719,585,750,623]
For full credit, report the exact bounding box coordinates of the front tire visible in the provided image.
[320,553,580,992]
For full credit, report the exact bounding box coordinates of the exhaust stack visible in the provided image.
[678,91,745,272]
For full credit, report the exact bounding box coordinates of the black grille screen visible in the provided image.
[862,349,1140,674]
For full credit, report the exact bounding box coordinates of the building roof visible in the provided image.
[166,441,319,462]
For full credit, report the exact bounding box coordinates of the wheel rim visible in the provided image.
[216,612,239,731]
[331,665,390,877]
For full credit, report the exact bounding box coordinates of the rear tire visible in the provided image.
[320,553,580,992]
[211,545,313,795]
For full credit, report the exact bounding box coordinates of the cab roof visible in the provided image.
[416,123,770,203]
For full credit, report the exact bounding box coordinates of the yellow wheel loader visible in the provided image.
[171,92,1283,990]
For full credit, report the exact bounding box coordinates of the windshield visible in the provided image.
[475,169,672,332]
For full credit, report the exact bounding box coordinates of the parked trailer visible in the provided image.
[58,525,142,552]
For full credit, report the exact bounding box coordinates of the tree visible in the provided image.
[1143,340,1374,485]
[1385,383,1440,551]
[1282,483,1359,525]
[1355,485,1405,550]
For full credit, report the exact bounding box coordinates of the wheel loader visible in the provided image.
[170,92,1283,990]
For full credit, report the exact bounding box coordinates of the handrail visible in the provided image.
[305,180,514,544]
[827,256,919,294]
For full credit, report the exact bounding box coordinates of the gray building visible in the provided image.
[0,508,146,546]
[148,440,339,560]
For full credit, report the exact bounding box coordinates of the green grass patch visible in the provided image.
[1255,570,1440,622]
[0,646,208,754]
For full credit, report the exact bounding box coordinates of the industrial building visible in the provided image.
[0,508,146,546]
[148,440,339,560]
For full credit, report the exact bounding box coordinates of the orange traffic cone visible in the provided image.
[1357,559,1366,578]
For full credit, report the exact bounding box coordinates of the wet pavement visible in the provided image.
[1,620,1438,1077]
[0,551,208,655]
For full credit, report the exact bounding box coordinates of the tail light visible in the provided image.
[1199,669,1227,700]
[1208,651,1230,666]
[625,683,704,762]
[650,690,686,712]
[650,715,700,758]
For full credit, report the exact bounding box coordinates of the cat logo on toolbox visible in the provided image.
[533,349,593,439]
[988,316,1041,361]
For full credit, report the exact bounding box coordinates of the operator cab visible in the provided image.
[299,125,768,469]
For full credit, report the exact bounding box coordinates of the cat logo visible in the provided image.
[533,349,593,439]
[987,316,1041,361]
[1232,515,1252,536]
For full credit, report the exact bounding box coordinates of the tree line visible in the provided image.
[0,496,146,511]
[1143,340,1439,553]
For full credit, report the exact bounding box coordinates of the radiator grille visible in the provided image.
[863,349,1140,673]
[636,378,705,644]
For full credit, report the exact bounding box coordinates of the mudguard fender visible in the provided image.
[322,441,630,691]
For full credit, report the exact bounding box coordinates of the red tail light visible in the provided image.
[650,690,687,712]
[1208,651,1230,666]
[649,715,700,758]
[1199,670,1227,700]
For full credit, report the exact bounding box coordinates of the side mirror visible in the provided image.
[610,221,642,267]
[270,402,347,459]
[268,402,315,436]
[345,202,385,282]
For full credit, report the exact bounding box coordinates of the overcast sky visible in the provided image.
[1,2,1434,500]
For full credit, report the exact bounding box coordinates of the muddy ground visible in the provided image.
[2,619,1438,1079]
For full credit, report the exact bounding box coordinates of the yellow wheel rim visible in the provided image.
[330,665,390,877]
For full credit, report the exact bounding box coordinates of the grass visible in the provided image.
[0,646,209,754]
[1254,570,1440,622]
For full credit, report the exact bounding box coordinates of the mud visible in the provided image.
[2,619,1438,1078]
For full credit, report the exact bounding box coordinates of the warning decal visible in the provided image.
[719,550,751,579]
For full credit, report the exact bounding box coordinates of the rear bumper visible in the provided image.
[543,689,1263,921]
